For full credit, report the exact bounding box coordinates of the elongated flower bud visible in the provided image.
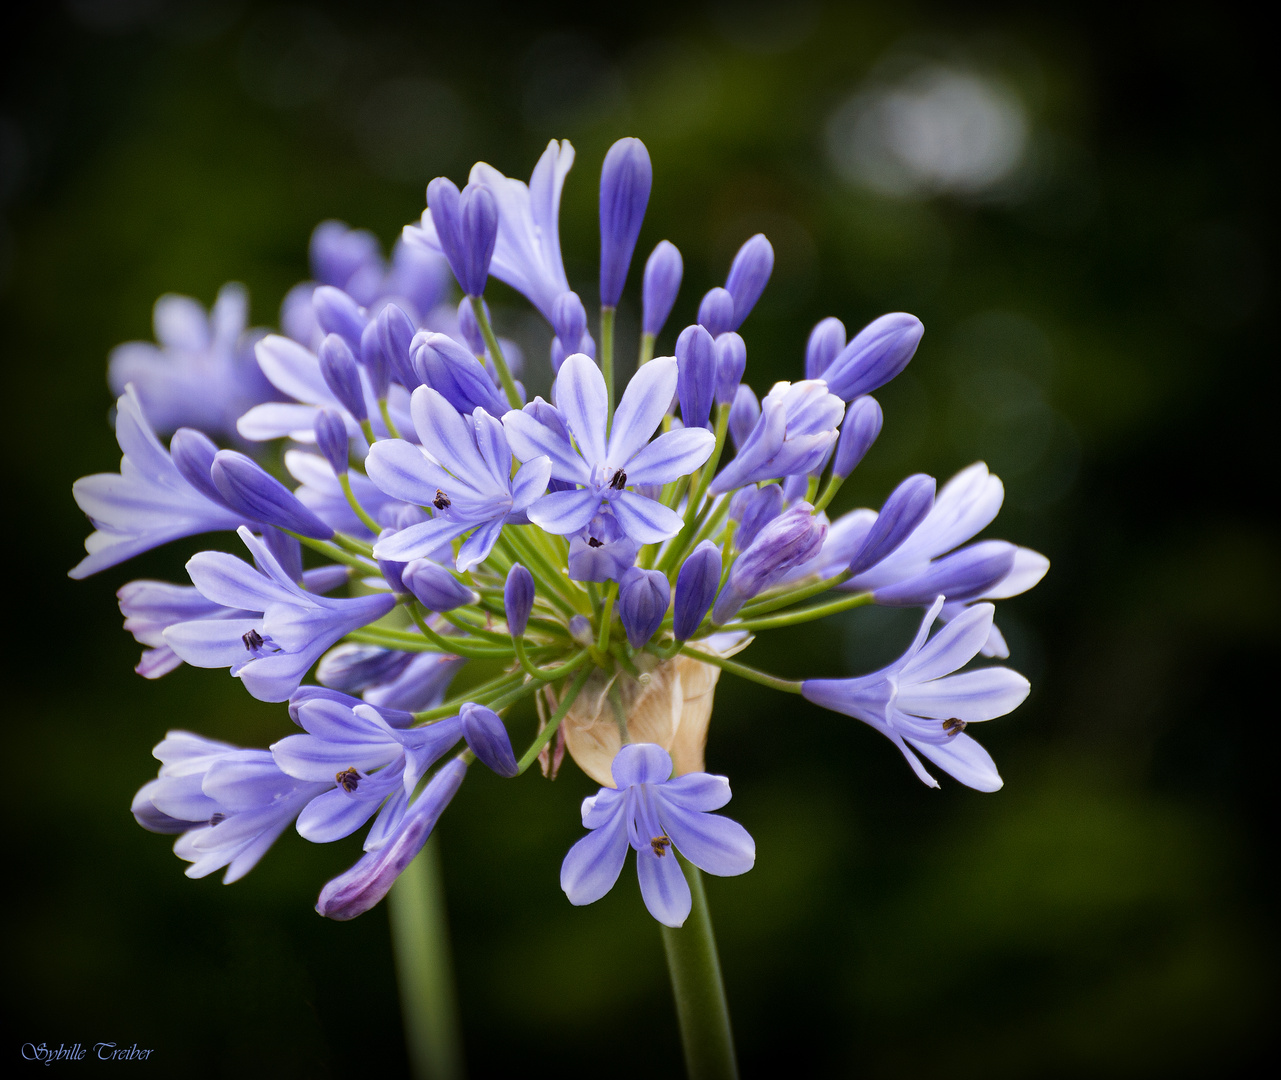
[805,317,846,380]
[376,303,417,389]
[822,313,923,401]
[314,409,350,476]
[551,290,588,347]
[599,137,652,307]
[734,483,784,551]
[317,758,467,920]
[832,396,882,479]
[457,296,487,356]
[728,384,760,450]
[313,286,367,351]
[676,324,716,431]
[724,233,773,329]
[170,427,235,509]
[411,331,506,417]
[428,177,498,297]
[642,240,683,337]
[618,567,670,649]
[713,503,826,624]
[211,450,334,539]
[461,703,519,777]
[713,332,747,407]
[359,319,390,400]
[319,334,367,423]
[673,540,722,641]
[848,474,936,576]
[874,541,1017,607]
[402,559,476,612]
[504,563,535,637]
[697,287,734,338]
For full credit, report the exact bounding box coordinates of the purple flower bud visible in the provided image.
[411,331,506,418]
[734,483,785,551]
[319,334,368,423]
[310,220,380,288]
[402,559,476,611]
[551,290,588,346]
[676,324,716,431]
[724,233,773,329]
[428,177,498,297]
[317,758,467,920]
[822,313,924,401]
[262,526,303,583]
[832,396,883,479]
[461,703,518,777]
[805,317,846,381]
[314,409,350,476]
[313,286,367,352]
[374,529,409,595]
[673,540,723,641]
[569,614,593,646]
[848,475,936,577]
[714,332,747,407]
[170,427,235,510]
[210,450,334,539]
[599,137,653,307]
[453,297,483,356]
[698,287,735,338]
[874,541,1017,608]
[376,303,418,389]
[728,384,761,450]
[618,567,670,649]
[713,503,826,623]
[317,644,412,694]
[359,320,391,400]
[504,563,535,637]
[642,240,683,337]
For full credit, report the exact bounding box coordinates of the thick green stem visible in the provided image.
[290,533,374,573]
[601,305,617,422]
[661,856,739,1080]
[676,645,802,694]
[339,473,383,534]
[388,836,465,1080]
[470,296,523,410]
[639,330,655,366]
[731,590,873,631]
[378,397,402,440]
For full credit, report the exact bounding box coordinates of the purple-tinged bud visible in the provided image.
[728,384,761,450]
[375,530,409,595]
[402,559,476,612]
[805,317,846,381]
[673,540,723,641]
[317,644,411,694]
[390,503,429,531]
[461,703,518,777]
[714,332,747,407]
[310,220,380,288]
[262,526,303,583]
[412,331,506,418]
[618,567,670,649]
[319,334,368,423]
[734,483,785,551]
[457,296,487,356]
[676,324,716,431]
[569,614,593,646]
[359,320,391,400]
[313,286,367,352]
[210,450,334,539]
[832,396,883,479]
[504,563,535,638]
[428,177,498,297]
[724,234,774,330]
[599,137,653,307]
[376,303,418,389]
[698,287,735,338]
[713,503,827,624]
[874,541,1017,607]
[314,409,350,476]
[822,313,923,401]
[170,427,235,510]
[551,290,588,347]
[642,240,683,337]
[317,758,467,920]
[848,475,935,577]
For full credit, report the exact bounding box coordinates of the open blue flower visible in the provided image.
[560,743,755,928]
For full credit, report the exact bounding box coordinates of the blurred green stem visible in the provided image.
[389,835,464,1080]
[661,856,739,1080]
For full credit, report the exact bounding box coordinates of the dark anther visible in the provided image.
[433,489,451,510]
[209,812,226,827]
[335,767,361,793]
[587,536,604,548]
[941,717,967,736]
[242,629,264,653]
[650,835,672,857]
[609,469,627,490]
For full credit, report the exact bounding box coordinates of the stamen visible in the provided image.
[941,717,967,736]
[242,629,264,652]
[335,767,361,793]
[650,835,671,857]
[609,469,627,490]
[209,812,226,827]
[587,536,603,548]
[433,488,451,510]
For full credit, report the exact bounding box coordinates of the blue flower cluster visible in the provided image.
[74,138,1047,928]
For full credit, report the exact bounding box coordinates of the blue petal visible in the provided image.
[657,772,732,812]
[657,801,755,878]
[635,845,691,927]
[623,427,716,486]
[554,354,607,465]
[501,408,590,483]
[611,743,673,787]
[365,439,454,506]
[613,491,684,544]
[526,487,601,535]
[560,800,629,906]
[607,356,678,467]
[907,731,1002,792]
[372,517,472,562]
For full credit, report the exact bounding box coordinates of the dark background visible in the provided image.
[3,1,1275,1076]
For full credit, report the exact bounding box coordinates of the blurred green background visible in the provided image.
[4,1,1275,1076]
